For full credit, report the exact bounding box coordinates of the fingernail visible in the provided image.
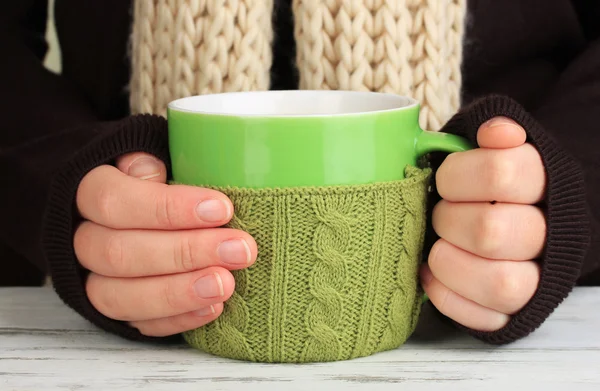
[420,265,433,285]
[485,117,518,128]
[128,157,162,180]
[196,200,231,222]
[195,305,216,317]
[194,273,224,299]
[218,239,251,265]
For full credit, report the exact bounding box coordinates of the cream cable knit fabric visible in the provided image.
[129,0,466,131]
[293,0,466,130]
[129,0,275,117]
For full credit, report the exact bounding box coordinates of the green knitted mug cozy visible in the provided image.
[183,166,432,363]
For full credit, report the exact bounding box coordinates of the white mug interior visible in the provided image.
[168,90,417,117]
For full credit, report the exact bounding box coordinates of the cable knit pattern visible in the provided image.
[293,0,466,130]
[377,179,427,352]
[183,166,431,363]
[130,0,275,116]
[301,196,357,362]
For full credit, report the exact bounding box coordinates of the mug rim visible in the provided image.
[167,90,419,118]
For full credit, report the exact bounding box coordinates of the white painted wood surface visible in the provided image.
[1,287,598,390]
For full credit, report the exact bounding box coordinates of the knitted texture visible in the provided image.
[183,166,431,363]
[128,0,467,129]
[292,0,466,131]
[129,0,275,116]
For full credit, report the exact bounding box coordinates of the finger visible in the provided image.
[428,239,540,314]
[420,264,509,332]
[86,267,235,321]
[74,222,257,277]
[116,152,167,183]
[436,143,546,204]
[432,201,546,261]
[477,117,527,149]
[77,165,233,230]
[130,303,224,337]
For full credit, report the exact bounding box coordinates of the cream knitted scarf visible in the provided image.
[129,0,466,131]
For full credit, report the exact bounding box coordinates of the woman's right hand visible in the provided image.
[73,152,257,337]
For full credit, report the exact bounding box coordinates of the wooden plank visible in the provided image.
[1,287,598,390]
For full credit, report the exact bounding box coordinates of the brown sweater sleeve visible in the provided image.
[0,1,175,341]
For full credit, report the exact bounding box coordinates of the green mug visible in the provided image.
[168,90,471,363]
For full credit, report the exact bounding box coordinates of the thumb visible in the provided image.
[116,152,167,183]
[477,116,527,149]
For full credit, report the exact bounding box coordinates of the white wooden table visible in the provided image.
[1,287,598,390]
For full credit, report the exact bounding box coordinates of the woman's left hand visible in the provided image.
[421,117,547,331]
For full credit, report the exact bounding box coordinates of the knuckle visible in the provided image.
[95,182,116,223]
[435,154,457,198]
[428,239,446,271]
[176,234,199,273]
[435,288,453,317]
[73,222,93,262]
[485,154,516,199]
[491,263,525,309]
[523,262,541,298]
[169,315,193,334]
[154,190,178,228]
[431,200,446,234]
[76,168,98,210]
[475,207,507,257]
[104,234,126,275]
[162,278,187,314]
[86,275,123,320]
[530,207,548,250]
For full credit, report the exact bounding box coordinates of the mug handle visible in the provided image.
[415,130,474,303]
[416,129,474,156]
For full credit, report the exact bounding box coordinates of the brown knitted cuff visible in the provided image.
[428,94,590,344]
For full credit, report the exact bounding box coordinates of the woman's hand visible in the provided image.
[422,117,546,332]
[74,153,257,337]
